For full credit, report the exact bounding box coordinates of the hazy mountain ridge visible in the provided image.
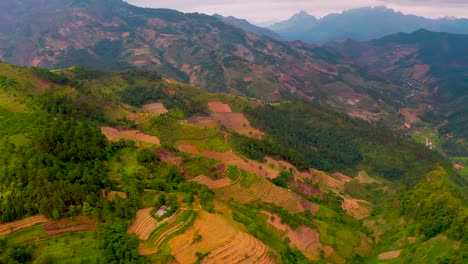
[329,29,468,157]
[268,6,468,43]
[0,0,405,119]
[213,14,283,41]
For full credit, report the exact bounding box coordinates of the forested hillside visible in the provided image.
[0,63,465,263]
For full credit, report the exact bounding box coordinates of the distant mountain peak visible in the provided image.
[290,10,317,22]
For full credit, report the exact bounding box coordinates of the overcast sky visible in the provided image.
[124,0,468,25]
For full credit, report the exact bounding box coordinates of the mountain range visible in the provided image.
[0,0,466,263]
[0,0,405,116]
[268,6,468,43]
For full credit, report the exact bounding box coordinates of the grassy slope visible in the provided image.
[0,64,465,263]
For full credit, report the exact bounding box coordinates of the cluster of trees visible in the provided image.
[30,67,68,84]
[0,117,109,222]
[238,101,444,185]
[399,167,467,240]
[98,222,148,264]
[237,102,363,171]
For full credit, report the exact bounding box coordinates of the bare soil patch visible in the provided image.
[0,215,49,236]
[342,196,372,220]
[101,127,160,145]
[208,102,232,113]
[42,216,96,236]
[142,103,168,115]
[213,113,264,139]
[378,250,402,260]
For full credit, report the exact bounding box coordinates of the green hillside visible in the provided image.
[0,64,465,263]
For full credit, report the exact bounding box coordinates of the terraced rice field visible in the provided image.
[202,232,275,264]
[191,175,233,189]
[306,169,345,190]
[353,232,373,257]
[341,196,372,220]
[169,210,273,264]
[326,251,347,264]
[128,208,159,240]
[126,112,154,124]
[215,174,305,213]
[139,209,195,255]
[142,103,168,115]
[0,215,49,236]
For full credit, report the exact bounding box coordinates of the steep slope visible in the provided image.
[269,6,468,43]
[213,14,283,41]
[0,0,405,116]
[0,63,466,263]
[330,30,468,158]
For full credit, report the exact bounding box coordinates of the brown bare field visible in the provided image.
[120,130,160,145]
[42,216,96,236]
[178,144,279,179]
[263,211,333,261]
[128,208,158,240]
[101,126,160,145]
[342,196,372,220]
[142,103,168,115]
[101,126,121,141]
[169,211,239,264]
[208,102,232,113]
[191,175,233,189]
[353,232,373,257]
[0,215,49,236]
[378,250,402,260]
[102,190,127,201]
[212,113,264,139]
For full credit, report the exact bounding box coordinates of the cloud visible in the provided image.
[124,0,468,23]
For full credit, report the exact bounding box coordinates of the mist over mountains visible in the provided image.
[266,6,468,43]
